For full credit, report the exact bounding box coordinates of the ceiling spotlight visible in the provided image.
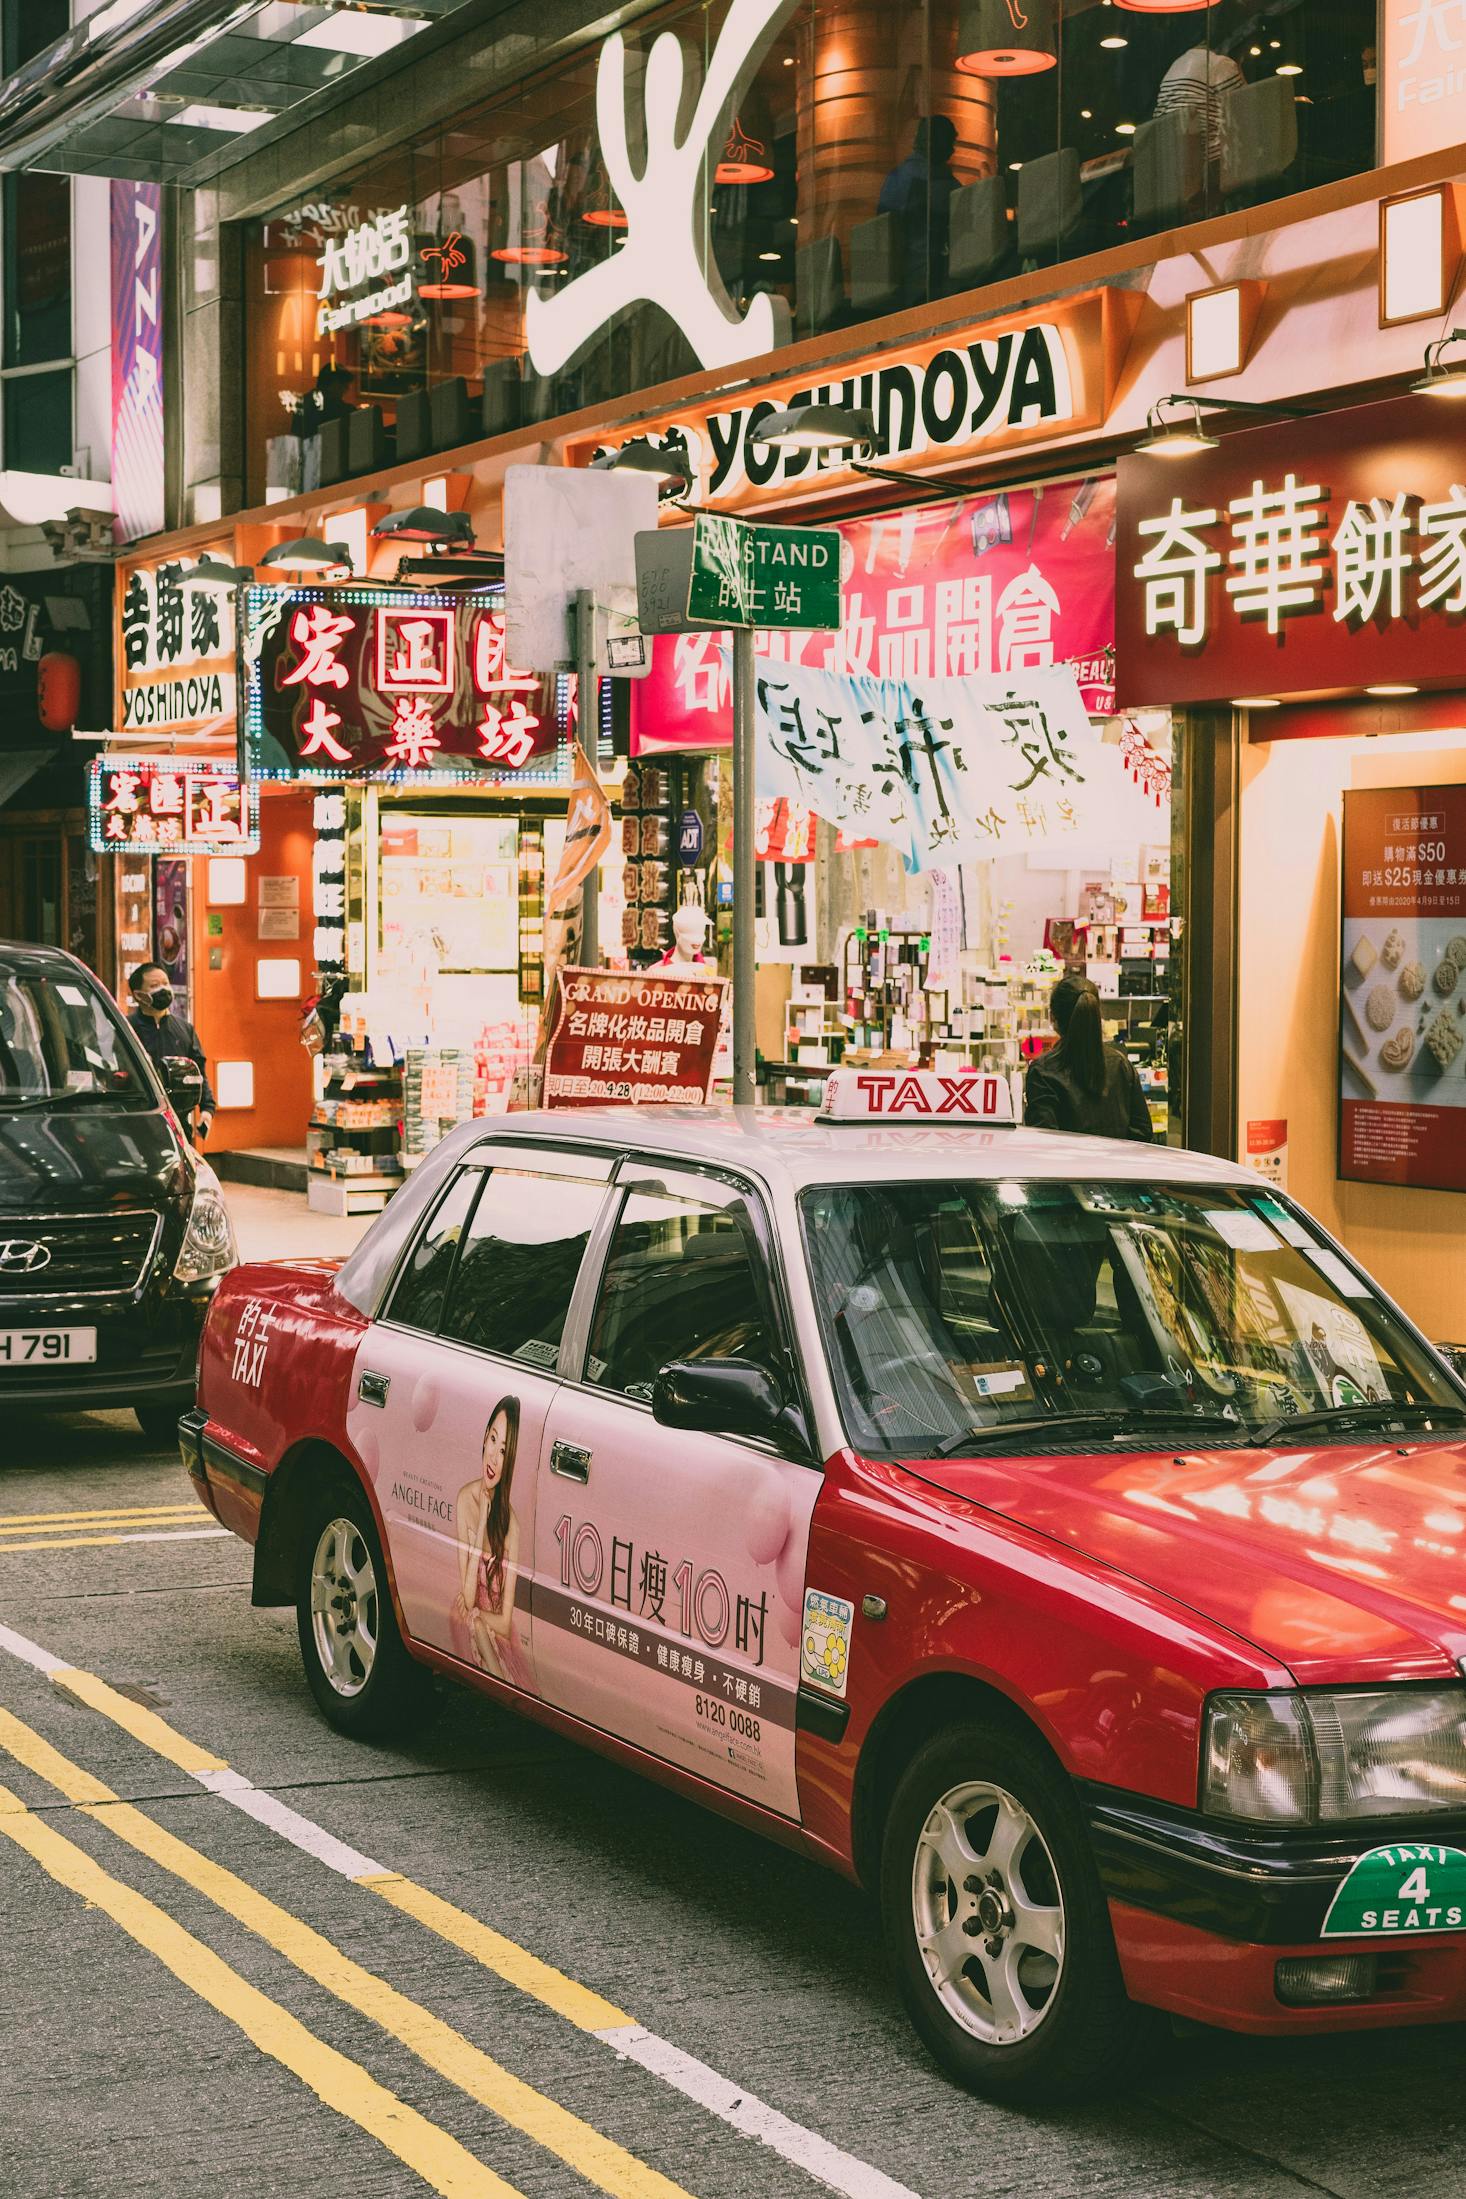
[749,402,878,453]
[1365,684,1419,697]
[1233,697,1282,710]
[258,536,353,575]
[180,552,254,587]
[371,505,475,546]
[1137,397,1218,457]
[590,436,695,499]
[1413,328,1466,397]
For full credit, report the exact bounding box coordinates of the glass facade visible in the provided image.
[243,0,1378,502]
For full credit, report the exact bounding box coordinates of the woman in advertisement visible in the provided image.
[451,1397,530,1688]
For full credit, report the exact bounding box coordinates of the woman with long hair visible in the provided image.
[1023,974,1155,1142]
[450,1396,531,1687]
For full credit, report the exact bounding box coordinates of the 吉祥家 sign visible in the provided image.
[117,551,238,741]
[88,756,258,855]
[686,514,841,631]
[1339,784,1466,1195]
[1116,395,1466,706]
[544,967,728,1106]
[242,587,564,781]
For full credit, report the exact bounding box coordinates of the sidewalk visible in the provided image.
[220,1182,373,1265]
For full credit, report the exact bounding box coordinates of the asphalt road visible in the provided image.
[3,1407,1466,2199]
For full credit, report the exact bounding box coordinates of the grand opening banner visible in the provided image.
[633,475,1115,754]
[1340,785,1466,1192]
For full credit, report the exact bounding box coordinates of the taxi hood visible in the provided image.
[900,1440,1466,1684]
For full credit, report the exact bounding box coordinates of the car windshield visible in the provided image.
[800,1178,1465,1458]
[0,966,146,1104]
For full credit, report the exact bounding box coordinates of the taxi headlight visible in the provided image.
[174,1161,237,1286]
[1202,1688,1466,1824]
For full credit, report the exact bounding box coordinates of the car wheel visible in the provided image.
[295,1473,434,1740]
[881,1716,1151,2103]
[135,1401,184,1446]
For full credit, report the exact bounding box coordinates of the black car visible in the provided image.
[0,941,236,1440]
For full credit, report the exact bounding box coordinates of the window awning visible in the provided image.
[0,0,475,181]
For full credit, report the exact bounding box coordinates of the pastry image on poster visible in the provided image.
[1340,788,1466,1192]
[451,1396,532,1689]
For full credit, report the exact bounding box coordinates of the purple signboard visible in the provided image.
[110,181,165,544]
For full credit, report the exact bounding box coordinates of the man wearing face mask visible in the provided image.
[126,963,215,1143]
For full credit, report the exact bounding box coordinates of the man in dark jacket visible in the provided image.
[127,963,214,1143]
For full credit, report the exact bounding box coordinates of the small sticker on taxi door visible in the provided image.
[1321,1843,1466,1938]
[802,1590,854,1697]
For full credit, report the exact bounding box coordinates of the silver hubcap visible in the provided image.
[911,1779,1066,2047]
[309,1517,379,1699]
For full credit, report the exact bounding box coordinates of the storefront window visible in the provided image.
[241,0,1377,501]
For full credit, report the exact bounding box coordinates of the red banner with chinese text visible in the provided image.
[243,586,561,779]
[1340,785,1466,1193]
[544,968,727,1106]
[632,478,1115,753]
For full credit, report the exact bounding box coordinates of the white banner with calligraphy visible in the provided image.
[749,661,1162,872]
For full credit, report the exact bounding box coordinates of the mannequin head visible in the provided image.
[671,902,709,962]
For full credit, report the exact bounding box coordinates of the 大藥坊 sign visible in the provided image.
[1116,396,1466,707]
[89,756,258,855]
[243,588,563,781]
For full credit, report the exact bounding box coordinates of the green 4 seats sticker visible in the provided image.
[1321,1843,1466,1939]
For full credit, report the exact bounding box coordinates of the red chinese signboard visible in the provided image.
[632,477,1116,753]
[1340,785,1466,1193]
[88,755,258,854]
[243,586,563,780]
[1117,396,1466,708]
[544,968,728,1107]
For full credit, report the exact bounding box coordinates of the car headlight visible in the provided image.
[174,1160,237,1286]
[1203,1688,1466,1824]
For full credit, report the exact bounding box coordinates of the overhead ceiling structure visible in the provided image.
[0,0,484,182]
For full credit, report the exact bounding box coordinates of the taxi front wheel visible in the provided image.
[881,1717,1151,2102]
[295,1474,434,1740]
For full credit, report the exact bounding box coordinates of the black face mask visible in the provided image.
[143,985,172,1012]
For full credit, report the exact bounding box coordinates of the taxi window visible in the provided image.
[438,1168,608,1368]
[386,1168,482,1334]
[585,1189,777,1404]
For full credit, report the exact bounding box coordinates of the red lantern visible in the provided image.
[37,650,81,733]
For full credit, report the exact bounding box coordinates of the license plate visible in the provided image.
[0,1327,97,1366]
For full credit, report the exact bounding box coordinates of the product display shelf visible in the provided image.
[308,1050,404,1216]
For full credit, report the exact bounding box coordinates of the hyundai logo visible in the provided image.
[0,1240,50,1273]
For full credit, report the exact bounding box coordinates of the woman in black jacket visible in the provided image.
[1023,975,1155,1142]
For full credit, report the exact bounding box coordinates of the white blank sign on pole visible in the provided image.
[504,466,659,675]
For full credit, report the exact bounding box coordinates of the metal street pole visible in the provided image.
[575,587,599,966]
[731,620,756,1108]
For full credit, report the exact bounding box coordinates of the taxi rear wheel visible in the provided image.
[881,1717,1149,2102]
[295,1474,433,1739]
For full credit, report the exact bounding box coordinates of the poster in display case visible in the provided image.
[1340,786,1466,1192]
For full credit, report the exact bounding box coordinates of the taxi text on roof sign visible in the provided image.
[819,1068,1015,1123]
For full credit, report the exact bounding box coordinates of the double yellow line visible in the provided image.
[0,1703,687,2199]
[0,1501,211,1554]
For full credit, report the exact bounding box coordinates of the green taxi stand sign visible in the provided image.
[1320,1841,1466,1939]
[686,512,841,632]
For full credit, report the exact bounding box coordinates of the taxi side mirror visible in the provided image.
[653,1358,794,1448]
[162,1054,203,1113]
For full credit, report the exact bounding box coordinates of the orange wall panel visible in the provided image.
[192,787,315,1155]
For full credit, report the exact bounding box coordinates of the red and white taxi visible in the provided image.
[183,1072,1466,2101]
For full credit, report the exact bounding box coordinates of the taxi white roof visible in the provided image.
[464,1105,1256,1194]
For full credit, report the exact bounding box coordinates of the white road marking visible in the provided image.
[0,1617,922,2199]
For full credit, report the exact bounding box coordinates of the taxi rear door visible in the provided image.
[531,1164,819,1820]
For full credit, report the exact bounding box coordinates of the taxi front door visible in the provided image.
[532,1169,818,1822]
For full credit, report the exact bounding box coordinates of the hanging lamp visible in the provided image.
[956,0,1057,77]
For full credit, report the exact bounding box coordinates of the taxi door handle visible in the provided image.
[550,1440,591,1483]
[358,1370,390,1408]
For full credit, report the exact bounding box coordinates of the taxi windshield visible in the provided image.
[800,1179,1466,1458]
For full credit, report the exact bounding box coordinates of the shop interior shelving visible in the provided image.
[308,1053,404,1216]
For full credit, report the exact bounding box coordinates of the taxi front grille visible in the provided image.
[0,1212,163,1298]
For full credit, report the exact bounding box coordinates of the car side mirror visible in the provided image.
[161,1054,202,1112]
[653,1358,801,1450]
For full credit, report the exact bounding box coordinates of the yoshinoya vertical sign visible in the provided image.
[110,182,164,543]
[1340,784,1466,1193]
[117,551,237,743]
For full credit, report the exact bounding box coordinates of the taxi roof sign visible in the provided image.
[818,1069,1016,1124]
